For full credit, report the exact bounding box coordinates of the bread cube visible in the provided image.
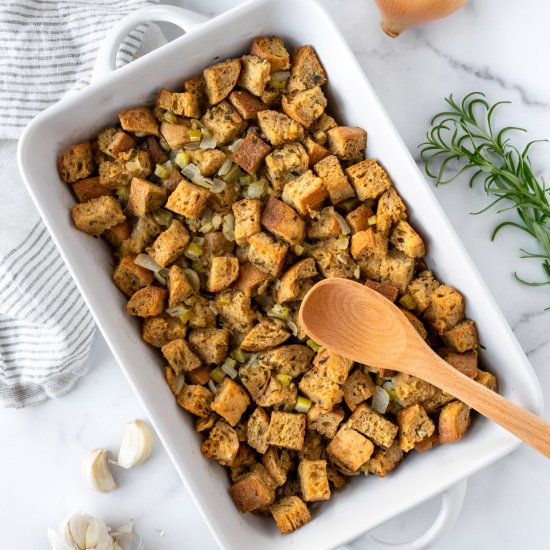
[229,90,268,120]
[265,142,309,192]
[206,255,239,293]
[347,403,398,448]
[327,127,366,162]
[276,258,317,303]
[231,133,271,174]
[267,411,306,451]
[211,378,251,426]
[125,284,166,317]
[103,219,132,248]
[307,207,341,240]
[342,369,376,411]
[302,136,330,168]
[312,238,358,279]
[256,377,297,409]
[71,195,125,236]
[270,496,311,534]
[250,36,290,73]
[139,135,168,165]
[313,348,353,384]
[97,128,136,159]
[439,348,478,378]
[215,290,256,335]
[201,419,240,465]
[307,405,344,439]
[261,196,305,246]
[166,265,194,307]
[183,74,208,112]
[287,45,327,93]
[311,155,355,205]
[400,309,427,341]
[232,262,271,296]
[475,369,498,392]
[156,88,200,118]
[202,100,245,145]
[58,141,95,183]
[365,279,399,302]
[421,387,455,414]
[298,368,343,410]
[142,314,186,348]
[165,178,210,220]
[358,254,382,281]
[424,285,465,332]
[161,337,201,374]
[376,186,407,232]
[262,446,293,487]
[189,328,229,364]
[407,270,440,314]
[310,113,337,145]
[194,411,218,433]
[257,110,305,146]
[439,401,470,444]
[238,55,270,96]
[441,319,479,352]
[98,150,152,189]
[346,160,391,201]
[188,365,212,386]
[125,177,166,217]
[119,107,159,136]
[414,432,439,453]
[247,406,270,453]
[72,177,113,203]
[232,199,262,245]
[259,345,314,379]
[189,148,227,177]
[231,463,276,512]
[201,231,234,266]
[119,214,161,257]
[298,459,330,502]
[282,86,327,128]
[146,219,189,268]
[380,249,415,293]
[397,404,435,452]
[177,384,213,419]
[282,169,328,216]
[327,425,374,472]
[203,58,241,105]
[368,441,404,477]
[390,220,425,258]
[248,232,288,276]
[351,228,389,260]
[392,373,437,406]
[241,318,291,352]
[113,255,154,297]
[239,361,271,402]
[188,295,217,329]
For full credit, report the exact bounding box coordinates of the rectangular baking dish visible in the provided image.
[17,0,543,548]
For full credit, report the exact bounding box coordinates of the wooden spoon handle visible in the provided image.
[422,356,550,457]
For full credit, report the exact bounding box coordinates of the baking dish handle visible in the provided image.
[340,479,467,550]
[91,5,210,82]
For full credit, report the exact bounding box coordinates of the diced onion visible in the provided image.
[276,373,292,386]
[134,253,162,273]
[287,321,299,337]
[228,138,244,152]
[217,157,233,177]
[247,126,260,136]
[211,178,227,194]
[153,208,173,227]
[336,253,347,264]
[294,396,312,413]
[211,367,226,384]
[222,214,235,241]
[221,358,238,379]
[154,271,167,286]
[271,70,291,82]
[246,179,266,199]
[165,304,189,317]
[294,244,304,256]
[192,236,205,246]
[208,380,217,393]
[335,235,349,250]
[334,212,351,235]
[354,265,361,279]
[182,268,200,292]
[372,386,390,414]
[399,294,417,310]
[163,111,178,124]
[200,135,217,150]
[182,163,213,189]
[212,213,223,230]
[172,374,185,395]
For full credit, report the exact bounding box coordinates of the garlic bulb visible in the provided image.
[374,0,469,37]
[116,420,154,469]
[81,449,117,493]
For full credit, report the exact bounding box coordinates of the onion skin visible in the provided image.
[374,0,469,38]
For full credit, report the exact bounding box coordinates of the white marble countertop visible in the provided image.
[2,0,550,548]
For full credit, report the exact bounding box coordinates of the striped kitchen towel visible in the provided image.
[0,0,162,407]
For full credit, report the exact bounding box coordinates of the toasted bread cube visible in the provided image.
[159,120,194,149]
[232,262,271,296]
[270,496,311,534]
[390,220,425,258]
[188,295,217,329]
[207,256,240,292]
[265,142,309,192]
[313,348,353,384]
[189,148,227,177]
[72,177,113,203]
[126,285,166,317]
[302,135,329,168]
[414,432,439,453]
[282,170,327,216]
[326,127,366,162]
[201,419,239,464]
[298,368,343,410]
[276,258,317,303]
[441,319,479,352]
[312,154,355,205]
[407,270,440,314]
[365,279,399,302]
[238,55,270,96]
[401,309,428,340]
[184,75,208,111]
[257,110,304,147]
[262,446,293,487]
[248,232,288,276]
[307,207,341,240]
[439,348,478,378]
[142,314,186,348]
[140,136,168,165]
[228,90,268,120]
[307,405,344,438]
[282,86,327,128]
[203,58,241,105]
[348,403,398,448]
[250,36,290,73]
[310,113,337,145]
[267,411,306,451]
[177,384,213,418]
[231,463,276,512]
[202,231,234,266]
[312,238,357,279]
[287,45,327,93]
[188,328,229,365]
[421,387,455,414]
[327,426,373,472]
[358,254,382,281]
[167,265,194,307]
[424,285,465,332]
[103,219,132,248]
[231,134,271,174]
[188,364,211,386]
[194,411,218,433]
[368,441,404,477]
[216,290,256,335]
[376,186,407,233]
[351,228,389,260]
[201,100,245,145]
[119,214,161,256]
[113,255,154,297]
[475,370,498,392]
[165,178,210,220]
[397,404,435,452]
[241,318,291,352]
[326,466,347,489]
[259,345,314,379]
[97,128,136,159]
[71,195,125,236]
[211,378,251,426]
[346,159,390,200]
[438,401,470,444]
[380,249,415,293]
[58,141,95,183]
[247,407,270,453]
[261,196,305,246]
[119,107,158,136]
[232,198,262,246]
[98,150,152,189]
[125,177,166,217]
[392,373,437,406]
[156,88,200,118]
[256,377,297,409]
[298,459,330,502]
[146,219,189,268]
[161,338,201,374]
[342,369,376,411]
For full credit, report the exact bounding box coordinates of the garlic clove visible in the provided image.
[374,0,469,38]
[81,449,117,493]
[116,420,154,469]
[84,517,116,550]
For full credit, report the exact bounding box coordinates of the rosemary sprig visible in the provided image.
[419,91,550,287]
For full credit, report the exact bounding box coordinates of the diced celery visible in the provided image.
[294,244,304,256]
[191,261,204,274]
[222,163,244,183]
[174,151,191,169]
[179,310,192,324]
[153,208,173,227]
[399,293,417,311]
[154,163,171,179]
[306,339,320,352]
[116,186,130,204]
[270,304,290,320]
[210,367,226,384]
[153,106,165,121]
[230,349,247,363]
[239,174,256,186]
[270,79,287,90]
[188,129,202,142]
[199,222,213,234]
[163,111,178,124]
[184,243,204,260]
[218,293,231,306]
[276,373,292,386]
[294,396,312,413]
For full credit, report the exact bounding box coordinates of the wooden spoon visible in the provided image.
[299,278,550,458]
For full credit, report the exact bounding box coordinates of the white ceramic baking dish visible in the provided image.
[18,1,543,549]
